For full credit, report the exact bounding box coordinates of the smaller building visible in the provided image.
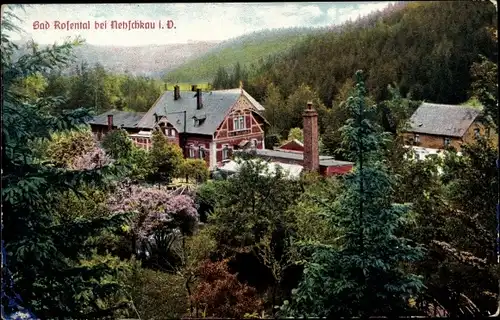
[402,102,494,151]
[276,139,304,152]
[88,110,145,140]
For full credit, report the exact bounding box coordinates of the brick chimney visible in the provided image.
[196,88,203,110]
[107,114,113,131]
[174,85,180,100]
[303,101,319,172]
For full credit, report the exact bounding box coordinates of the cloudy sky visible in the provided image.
[6,2,395,46]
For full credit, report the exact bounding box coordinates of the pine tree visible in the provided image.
[1,9,129,318]
[282,71,424,318]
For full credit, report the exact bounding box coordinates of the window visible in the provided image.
[444,137,451,147]
[222,146,230,160]
[474,128,480,138]
[189,146,195,158]
[233,116,246,130]
[251,139,258,148]
[414,134,420,143]
[199,146,205,159]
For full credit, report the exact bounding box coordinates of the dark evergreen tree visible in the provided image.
[1,10,130,318]
[212,66,231,89]
[282,71,424,318]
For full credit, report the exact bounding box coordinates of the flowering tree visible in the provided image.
[70,145,112,170]
[107,184,199,270]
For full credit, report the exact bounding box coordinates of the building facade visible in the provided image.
[88,86,267,170]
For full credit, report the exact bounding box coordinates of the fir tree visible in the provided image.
[1,9,129,318]
[282,71,424,318]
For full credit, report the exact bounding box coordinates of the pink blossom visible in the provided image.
[107,184,199,240]
[70,146,112,170]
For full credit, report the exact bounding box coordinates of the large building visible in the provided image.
[88,85,268,170]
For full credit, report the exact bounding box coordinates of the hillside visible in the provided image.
[245,1,497,107]
[162,2,412,84]
[163,27,322,83]
[13,41,220,78]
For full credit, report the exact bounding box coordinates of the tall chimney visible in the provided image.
[174,85,180,100]
[303,101,319,172]
[196,88,202,110]
[107,114,113,131]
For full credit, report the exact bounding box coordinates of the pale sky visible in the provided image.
[5,2,395,46]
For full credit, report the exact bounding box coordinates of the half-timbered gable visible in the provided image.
[213,94,267,165]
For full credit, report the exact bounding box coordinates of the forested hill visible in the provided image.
[163,2,410,83]
[12,41,220,78]
[245,1,497,107]
[163,27,322,83]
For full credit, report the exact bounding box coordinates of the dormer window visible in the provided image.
[193,116,206,127]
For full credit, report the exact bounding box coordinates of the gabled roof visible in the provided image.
[407,102,481,137]
[88,110,146,129]
[276,139,304,152]
[136,88,264,135]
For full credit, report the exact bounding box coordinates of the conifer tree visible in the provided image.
[282,71,424,318]
[1,9,129,318]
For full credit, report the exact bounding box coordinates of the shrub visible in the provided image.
[190,259,263,318]
[125,262,189,319]
[179,159,210,183]
[101,128,134,159]
[44,128,96,167]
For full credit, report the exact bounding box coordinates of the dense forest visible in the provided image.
[2,2,500,319]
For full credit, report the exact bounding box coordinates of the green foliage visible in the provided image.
[123,146,154,181]
[148,130,184,183]
[125,261,189,319]
[283,71,424,318]
[1,10,129,318]
[42,128,96,167]
[101,128,134,160]
[179,158,210,183]
[287,127,303,143]
[263,83,329,138]
[208,158,303,252]
[470,55,498,129]
[290,176,342,244]
[42,63,163,114]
